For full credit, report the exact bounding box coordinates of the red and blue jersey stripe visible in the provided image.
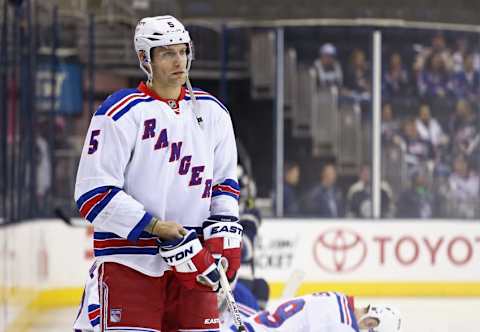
[76,186,153,241]
[95,88,154,121]
[185,88,229,113]
[87,304,100,327]
[238,303,257,317]
[76,186,121,223]
[93,231,159,257]
[180,329,220,332]
[335,292,359,331]
[212,179,240,200]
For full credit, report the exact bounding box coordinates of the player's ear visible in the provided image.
[358,316,379,330]
[138,51,151,74]
[138,50,149,64]
[366,317,380,328]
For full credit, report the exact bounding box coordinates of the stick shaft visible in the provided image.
[218,264,247,331]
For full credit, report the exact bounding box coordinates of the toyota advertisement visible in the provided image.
[3,219,479,297]
[255,220,480,283]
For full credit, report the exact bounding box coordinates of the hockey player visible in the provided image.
[220,291,402,332]
[73,15,242,332]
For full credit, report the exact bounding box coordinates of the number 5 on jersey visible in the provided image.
[254,299,306,327]
[88,130,101,154]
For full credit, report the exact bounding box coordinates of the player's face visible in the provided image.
[150,44,188,88]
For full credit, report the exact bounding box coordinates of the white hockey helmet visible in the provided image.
[359,305,402,332]
[134,15,193,80]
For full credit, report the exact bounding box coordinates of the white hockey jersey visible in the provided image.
[74,82,239,276]
[221,292,359,332]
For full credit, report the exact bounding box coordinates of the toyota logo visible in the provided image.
[313,228,367,273]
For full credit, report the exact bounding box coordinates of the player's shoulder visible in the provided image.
[310,291,347,299]
[308,292,352,308]
[185,87,229,114]
[94,87,154,121]
[314,292,356,328]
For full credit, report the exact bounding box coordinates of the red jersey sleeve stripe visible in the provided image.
[93,238,158,249]
[79,191,109,218]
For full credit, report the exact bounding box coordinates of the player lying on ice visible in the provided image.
[75,276,401,332]
[73,14,242,332]
[220,283,402,332]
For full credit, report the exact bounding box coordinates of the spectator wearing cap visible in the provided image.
[313,43,343,89]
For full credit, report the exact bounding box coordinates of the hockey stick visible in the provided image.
[54,208,89,228]
[281,269,305,299]
[218,262,247,332]
[236,139,255,209]
[54,207,73,226]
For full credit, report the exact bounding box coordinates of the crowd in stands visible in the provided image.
[286,32,480,219]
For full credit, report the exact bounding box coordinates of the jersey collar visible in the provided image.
[137,82,186,112]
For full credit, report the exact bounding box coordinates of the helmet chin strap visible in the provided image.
[185,53,204,129]
[139,58,153,83]
[146,62,153,84]
[185,74,204,129]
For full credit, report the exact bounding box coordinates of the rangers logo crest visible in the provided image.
[110,308,122,323]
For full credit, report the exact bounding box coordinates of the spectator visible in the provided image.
[449,99,480,167]
[415,103,448,148]
[381,103,401,144]
[397,170,434,218]
[452,37,469,73]
[399,118,435,176]
[313,43,343,89]
[346,165,395,218]
[283,161,301,216]
[414,33,453,73]
[445,155,479,218]
[344,48,371,101]
[305,164,343,217]
[452,53,480,104]
[383,52,410,99]
[417,52,453,99]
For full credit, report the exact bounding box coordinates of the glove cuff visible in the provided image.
[203,221,243,248]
